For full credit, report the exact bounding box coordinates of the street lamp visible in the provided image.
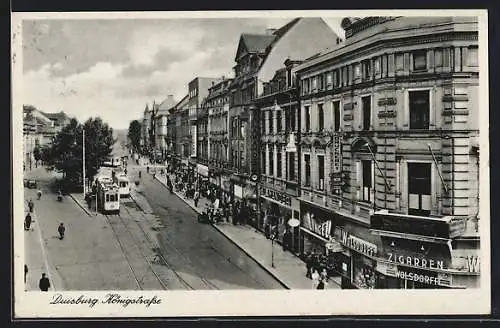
[287,217,300,254]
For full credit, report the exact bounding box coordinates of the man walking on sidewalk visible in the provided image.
[39,273,50,291]
[193,190,200,207]
[58,223,66,240]
[24,265,28,284]
[25,213,32,231]
[28,199,34,213]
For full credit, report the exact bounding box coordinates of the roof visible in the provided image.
[241,34,276,53]
[235,17,302,65]
[40,111,69,124]
[158,96,176,111]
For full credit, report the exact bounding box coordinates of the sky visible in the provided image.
[22,16,343,130]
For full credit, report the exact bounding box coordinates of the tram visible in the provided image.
[117,173,130,197]
[96,176,120,214]
[103,157,121,168]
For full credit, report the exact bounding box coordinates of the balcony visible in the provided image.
[299,189,372,226]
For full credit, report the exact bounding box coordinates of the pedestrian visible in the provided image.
[320,268,329,289]
[39,273,50,291]
[305,252,312,278]
[28,199,34,213]
[58,223,65,240]
[311,268,320,289]
[193,190,200,207]
[25,213,32,231]
[37,189,42,200]
[24,264,28,284]
[317,276,326,290]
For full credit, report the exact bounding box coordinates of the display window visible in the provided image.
[352,254,376,289]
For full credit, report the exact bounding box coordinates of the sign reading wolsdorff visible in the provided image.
[259,186,292,207]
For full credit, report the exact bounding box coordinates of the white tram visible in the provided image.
[117,173,130,197]
[96,176,120,214]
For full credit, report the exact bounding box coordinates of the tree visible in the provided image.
[82,117,115,183]
[33,145,41,167]
[127,120,142,153]
[44,117,115,191]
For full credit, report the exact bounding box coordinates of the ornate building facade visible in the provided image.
[294,16,480,289]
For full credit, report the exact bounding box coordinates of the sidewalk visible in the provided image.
[154,172,340,290]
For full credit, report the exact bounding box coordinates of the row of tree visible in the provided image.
[41,116,115,192]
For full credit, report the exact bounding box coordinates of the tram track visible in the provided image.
[103,212,168,290]
[119,203,219,290]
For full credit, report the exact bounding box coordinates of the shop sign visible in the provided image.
[386,253,445,270]
[197,164,209,177]
[451,253,481,273]
[332,133,342,173]
[260,186,292,207]
[394,267,452,287]
[338,228,377,257]
[302,212,333,240]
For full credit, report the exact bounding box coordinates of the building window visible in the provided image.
[336,69,342,87]
[318,155,324,190]
[269,146,274,176]
[409,90,430,130]
[269,111,274,134]
[304,154,311,186]
[333,100,341,132]
[276,110,282,133]
[277,147,282,178]
[305,106,311,132]
[318,103,324,131]
[288,152,295,181]
[318,74,324,90]
[363,60,372,80]
[290,107,296,131]
[312,77,317,90]
[413,50,427,71]
[326,73,333,88]
[468,46,478,67]
[362,96,371,131]
[362,160,372,202]
[261,113,265,133]
[408,163,431,216]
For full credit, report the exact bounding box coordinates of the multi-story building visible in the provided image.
[294,16,480,289]
[23,105,70,171]
[253,59,302,252]
[141,103,151,153]
[227,17,341,224]
[202,77,233,201]
[155,95,176,159]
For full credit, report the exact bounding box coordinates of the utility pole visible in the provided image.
[83,128,86,195]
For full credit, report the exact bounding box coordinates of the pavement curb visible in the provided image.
[153,174,290,289]
[68,194,93,217]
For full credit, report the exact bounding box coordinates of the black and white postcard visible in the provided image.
[11,10,491,317]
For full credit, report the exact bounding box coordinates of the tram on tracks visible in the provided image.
[96,176,120,214]
[117,173,130,198]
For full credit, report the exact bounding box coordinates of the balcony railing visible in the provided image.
[300,189,373,225]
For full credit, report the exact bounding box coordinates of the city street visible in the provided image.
[24,163,284,290]
[24,167,143,290]
[127,163,285,289]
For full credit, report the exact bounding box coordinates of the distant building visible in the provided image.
[23,105,70,171]
[155,95,177,158]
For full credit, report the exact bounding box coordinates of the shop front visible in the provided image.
[259,185,300,254]
[333,225,379,289]
[231,176,258,227]
[370,210,474,289]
